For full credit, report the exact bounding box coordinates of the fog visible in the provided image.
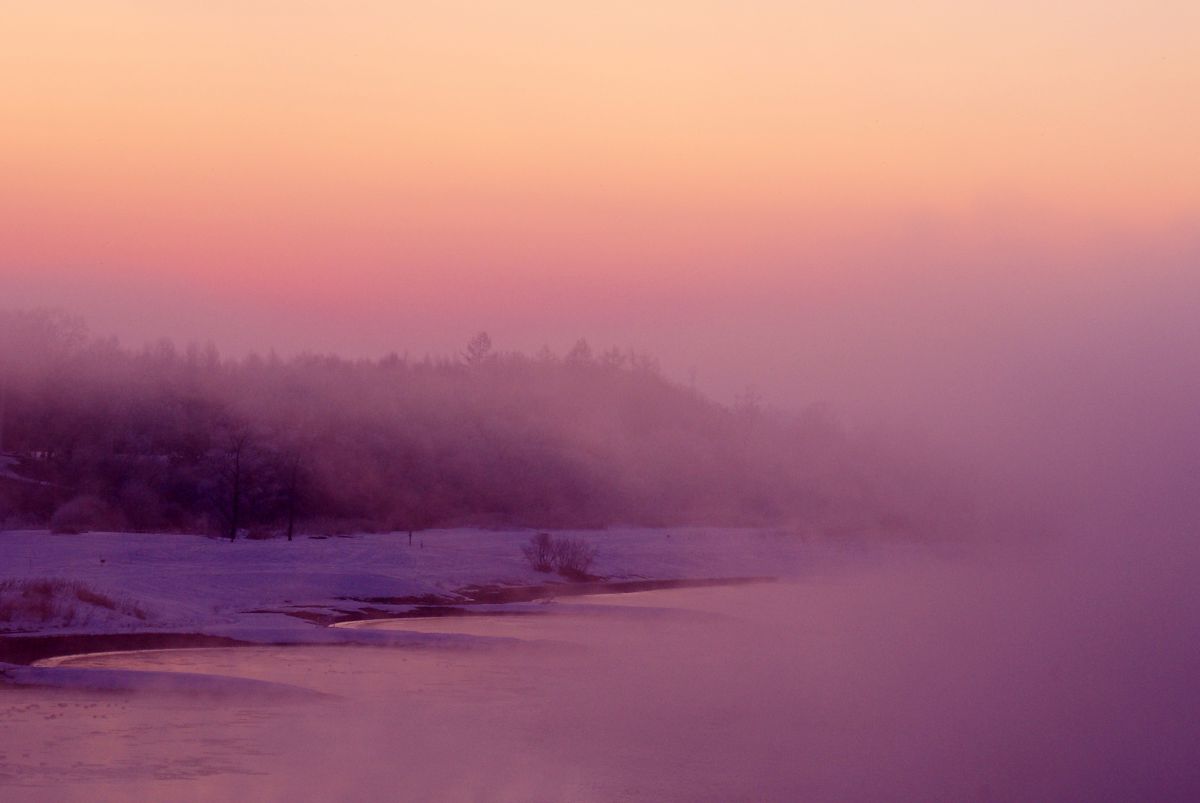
[8,222,1198,517]
[7,224,1200,534]
[4,1,1198,797]
[0,310,982,537]
[7,531,1197,801]
[5,212,1200,799]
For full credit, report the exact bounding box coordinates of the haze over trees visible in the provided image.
[0,310,969,537]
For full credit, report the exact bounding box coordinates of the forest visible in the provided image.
[0,310,969,538]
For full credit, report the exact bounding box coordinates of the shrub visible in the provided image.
[521,532,557,572]
[520,532,597,579]
[552,536,597,578]
[50,495,124,534]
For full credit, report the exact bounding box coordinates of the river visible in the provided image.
[2,545,1198,801]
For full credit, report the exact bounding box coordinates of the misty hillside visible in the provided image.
[0,310,967,536]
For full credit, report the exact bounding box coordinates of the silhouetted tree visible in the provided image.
[462,331,493,365]
[281,449,305,541]
[208,429,252,540]
[565,338,593,366]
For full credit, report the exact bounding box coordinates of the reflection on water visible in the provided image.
[2,586,760,802]
[3,553,1199,802]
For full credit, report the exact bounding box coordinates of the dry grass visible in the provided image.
[0,578,150,628]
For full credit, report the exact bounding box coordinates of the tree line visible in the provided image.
[0,310,970,538]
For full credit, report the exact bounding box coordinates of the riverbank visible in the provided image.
[0,527,837,646]
[0,574,775,667]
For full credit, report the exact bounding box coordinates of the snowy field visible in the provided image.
[0,527,871,637]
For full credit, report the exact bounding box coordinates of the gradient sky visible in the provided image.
[2,1,1198,407]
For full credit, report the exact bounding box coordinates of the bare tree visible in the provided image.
[206,428,253,541]
[225,431,250,541]
[282,450,303,541]
[0,380,7,456]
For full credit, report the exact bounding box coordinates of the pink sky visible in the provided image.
[2,1,1198,406]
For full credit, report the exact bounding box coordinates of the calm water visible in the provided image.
[3,554,1198,802]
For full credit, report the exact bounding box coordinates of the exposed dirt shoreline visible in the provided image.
[0,575,774,666]
[0,633,249,667]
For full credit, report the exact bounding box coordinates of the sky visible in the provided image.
[2,1,1198,410]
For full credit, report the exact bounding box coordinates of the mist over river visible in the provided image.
[3,528,1197,802]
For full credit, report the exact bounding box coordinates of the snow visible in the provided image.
[0,453,55,486]
[0,527,842,637]
[0,454,25,482]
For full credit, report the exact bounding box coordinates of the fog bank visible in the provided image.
[13,525,1197,801]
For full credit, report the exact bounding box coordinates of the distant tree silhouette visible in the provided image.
[565,338,593,366]
[0,309,968,537]
[462,331,493,365]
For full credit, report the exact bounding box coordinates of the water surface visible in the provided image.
[4,554,1198,802]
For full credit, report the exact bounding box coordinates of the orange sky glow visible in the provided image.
[2,1,1198,403]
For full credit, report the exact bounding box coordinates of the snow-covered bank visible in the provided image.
[0,527,865,638]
